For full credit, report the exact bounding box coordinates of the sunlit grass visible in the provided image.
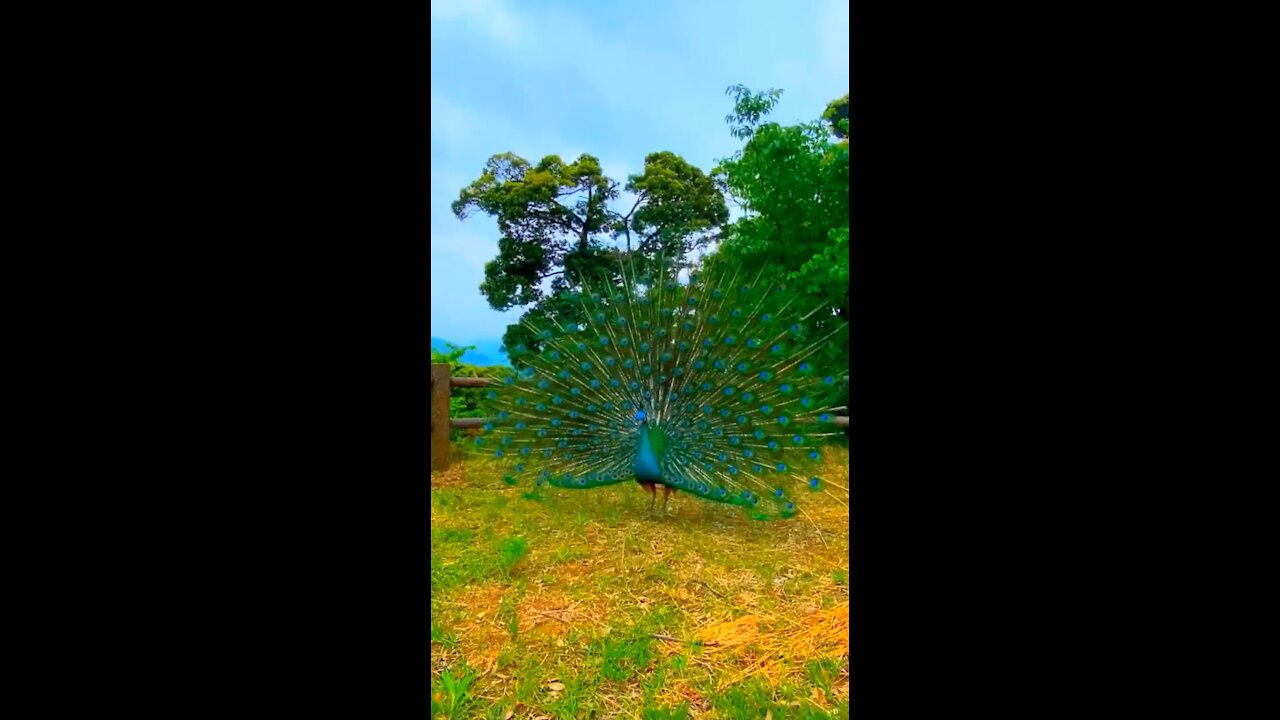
[431,444,850,719]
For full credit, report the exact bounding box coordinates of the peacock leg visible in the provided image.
[643,483,656,514]
[661,485,672,513]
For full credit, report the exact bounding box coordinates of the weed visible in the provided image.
[434,665,477,718]
[498,594,519,640]
[497,536,527,577]
[598,635,654,681]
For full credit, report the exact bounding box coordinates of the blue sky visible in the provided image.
[430,0,849,347]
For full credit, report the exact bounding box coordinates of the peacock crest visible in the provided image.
[468,253,848,521]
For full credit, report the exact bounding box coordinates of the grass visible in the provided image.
[431,444,850,719]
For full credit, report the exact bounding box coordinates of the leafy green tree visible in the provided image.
[713,86,849,312]
[822,93,849,140]
[452,153,618,312]
[614,151,728,265]
[452,150,727,362]
[709,85,850,376]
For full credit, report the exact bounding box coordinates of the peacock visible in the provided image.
[468,253,849,521]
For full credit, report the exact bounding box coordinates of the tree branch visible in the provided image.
[579,185,593,251]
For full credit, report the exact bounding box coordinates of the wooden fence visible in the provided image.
[430,363,848,471]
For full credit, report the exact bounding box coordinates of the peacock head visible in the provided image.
[634,405,648,425]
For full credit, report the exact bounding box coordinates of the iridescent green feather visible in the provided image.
[466,253,848,520]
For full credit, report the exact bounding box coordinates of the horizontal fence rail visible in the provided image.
[430,363,848,471]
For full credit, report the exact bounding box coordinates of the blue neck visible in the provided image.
[635,422,662,482]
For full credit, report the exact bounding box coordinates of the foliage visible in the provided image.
[432,665,478,717]
[822,93,849,140]
[449,85,849,391]
[619,150,729,261]
[452,153,618,312]
[709,86,850,382]
[452,149,727,361]
[431,341,513,439]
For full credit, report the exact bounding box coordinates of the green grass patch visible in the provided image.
[431,442,851,718]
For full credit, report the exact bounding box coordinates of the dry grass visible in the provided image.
[431,444,850,719]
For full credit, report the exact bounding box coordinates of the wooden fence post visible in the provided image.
[430,364,452,471]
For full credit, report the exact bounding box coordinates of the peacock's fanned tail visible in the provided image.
[466,254,848,520]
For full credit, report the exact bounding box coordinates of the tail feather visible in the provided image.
[465,253,848,519]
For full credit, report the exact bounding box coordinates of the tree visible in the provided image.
[709,86,850,373]
[452,152,618,312]
[614,151,728,266]
[822,93,849,140]
[452,150,727,361]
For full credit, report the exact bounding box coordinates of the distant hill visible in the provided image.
[431,336,510,367]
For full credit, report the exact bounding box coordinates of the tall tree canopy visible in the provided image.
[712,86,849,311]
[823,93,850,140]
[450,86,848,375]
[452,150,727,359]
[451,152,617,312]
[708,85,850,371]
